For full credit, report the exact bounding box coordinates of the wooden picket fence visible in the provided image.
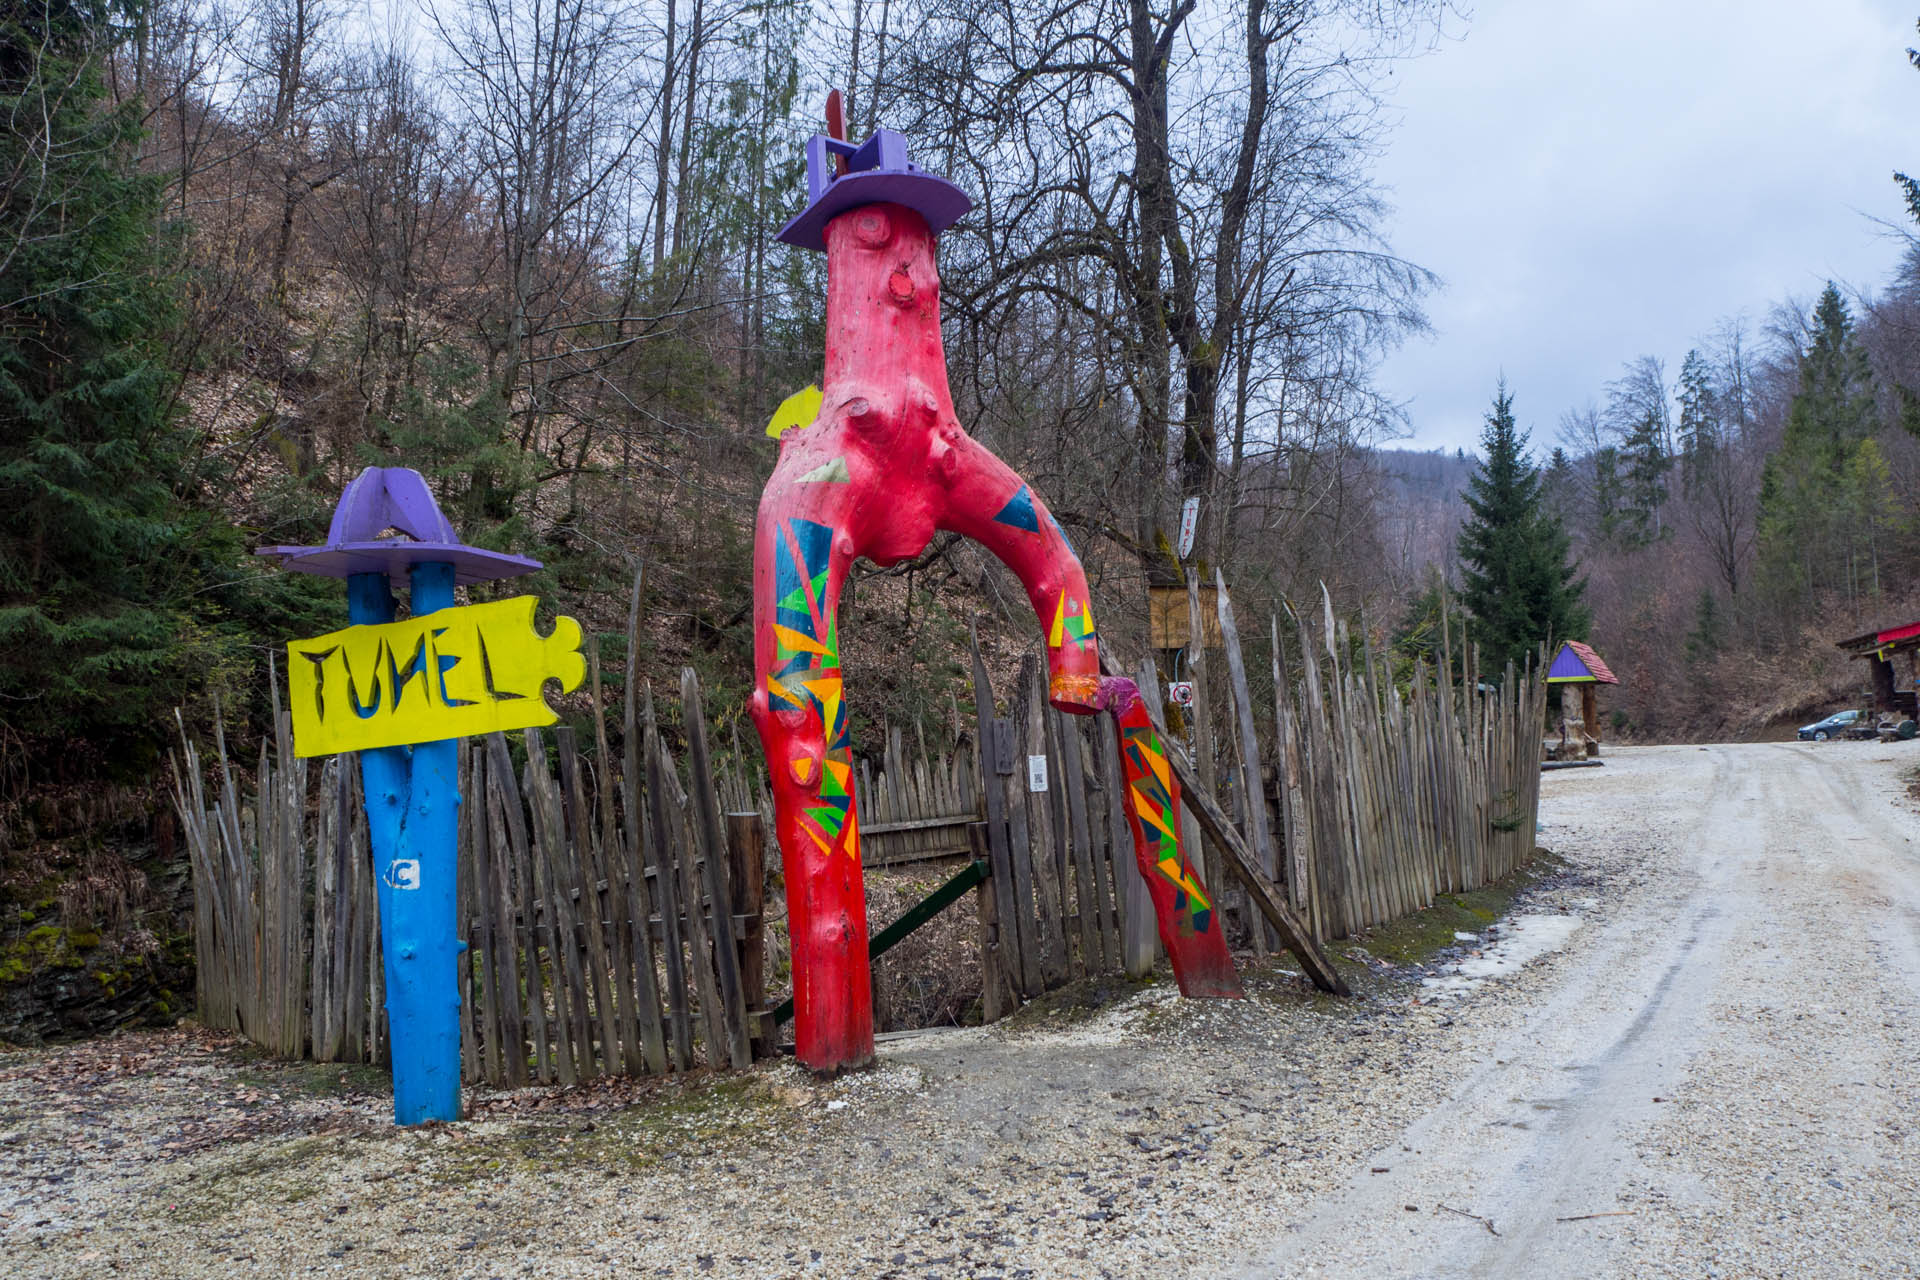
[968,650,1152,1015]
[1261,599,1550,943]
[176,572,1548,1077]
[967,577,1551,1009]
[175,658,773,1083]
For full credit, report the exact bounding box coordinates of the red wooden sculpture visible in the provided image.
[752,104,1240,1074]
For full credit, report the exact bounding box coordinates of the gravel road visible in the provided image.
[2,743,1914,1277]
[1245,741,1920,1278]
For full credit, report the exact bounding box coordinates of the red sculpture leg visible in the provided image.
[749,483,872,1074]
[933,430,1102,714]
[1099,677,1244,998]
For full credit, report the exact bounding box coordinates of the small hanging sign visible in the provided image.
[1026,754,1049,793]
[1177,496,1200,560]
[1167,680,1195,708]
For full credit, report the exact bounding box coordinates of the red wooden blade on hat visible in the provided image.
[825,88,848,174]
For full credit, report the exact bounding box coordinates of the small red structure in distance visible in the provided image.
[1546,640,1619,686]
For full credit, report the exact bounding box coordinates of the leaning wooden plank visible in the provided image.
[680,669,753,1071]
[1104,653,1347,996]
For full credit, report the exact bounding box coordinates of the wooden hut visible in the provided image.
[1546,640,1618,760]
[1835,620,1920,720]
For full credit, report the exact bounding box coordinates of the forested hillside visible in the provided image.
[0,0,1454,1035]
[5,0,1917,1035]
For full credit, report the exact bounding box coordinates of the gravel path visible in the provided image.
[1,743,1913,1277]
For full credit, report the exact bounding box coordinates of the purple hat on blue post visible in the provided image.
[256,466,542,587]
[774,128,972,253]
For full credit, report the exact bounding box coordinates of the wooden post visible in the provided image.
[727,812,770,1058]
[969,822,1010,1022]
[681,668,753,1071]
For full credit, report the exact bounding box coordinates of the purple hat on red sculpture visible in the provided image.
[774,128,972,253]
[256,466,542,587]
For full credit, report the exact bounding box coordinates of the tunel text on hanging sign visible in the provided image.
[286,596,586,757]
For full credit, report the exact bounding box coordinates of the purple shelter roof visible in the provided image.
[1546,640,1619,685]
[256,466,542,586]
[774,129,972,252]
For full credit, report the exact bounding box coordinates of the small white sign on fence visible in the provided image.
[1026,754,1049,792]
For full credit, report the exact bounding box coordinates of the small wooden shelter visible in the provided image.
[1835,620,1920,719]
[1546,640,1618,760]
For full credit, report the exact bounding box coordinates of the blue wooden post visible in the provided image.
[258,467,549,1126]
[347,564,464,1123]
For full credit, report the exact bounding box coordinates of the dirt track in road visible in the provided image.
[2,744,1915,1278]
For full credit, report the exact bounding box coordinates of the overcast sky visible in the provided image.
[1371,0,1918,454]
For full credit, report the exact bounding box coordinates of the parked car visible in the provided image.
[1798,709,1862,741]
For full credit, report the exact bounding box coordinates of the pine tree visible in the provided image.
[1618,409,1673,544]
[1684,588,1725,666]
[1675,348,1717,493]
[1455,387,1590,678]
[1755,283,1880,608]
[0,0,327,766]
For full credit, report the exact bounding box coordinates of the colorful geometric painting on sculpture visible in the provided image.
[767,517,860,865]
[1105,689,1242,999]
[285,596,585,758]
[1118,722,1214,937]
[1048,591,1097,652]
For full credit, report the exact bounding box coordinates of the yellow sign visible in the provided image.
[286,596,585,758]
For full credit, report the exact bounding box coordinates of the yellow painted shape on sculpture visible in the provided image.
[286,596,585,758]
[766,384,823,439]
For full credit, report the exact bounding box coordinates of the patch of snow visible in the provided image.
[1453,931,1479,942]
[1422,912,1583,1000]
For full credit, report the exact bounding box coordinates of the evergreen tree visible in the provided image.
[1755,283,1881,608]
[1593,445,1624,543]
[0,0,327,769]
[1675,347,1718,493]
[1618,408,1673,544]
[1684,587,1725,666]
[1455,387,1590,677]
